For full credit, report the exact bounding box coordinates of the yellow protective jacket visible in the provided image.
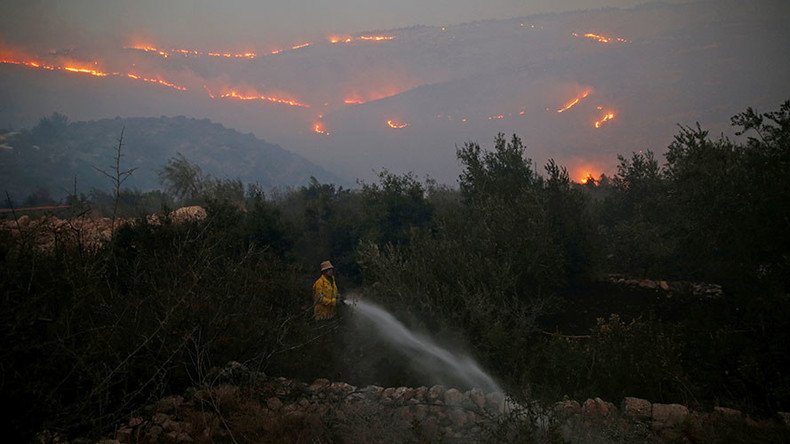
[312,274,338,320]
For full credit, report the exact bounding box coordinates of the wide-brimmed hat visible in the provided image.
[320,260,334,271]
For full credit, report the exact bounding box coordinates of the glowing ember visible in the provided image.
[291,43,311,50]
[172,48,200,56]
[63,65,111,77]
[488,114,505,120]
[127,73,187,91]
[579,173,596,184]
[329,36,353,44]
[313,120,330,136]
[359,35,395,41]
[557,90,591,113]
[2,53,187,90]
[126,44,171,58]
[594,111,616,128]
[344,98,365,105]
[387,119,408,129]
[573,33,629,44]
[216,89,310,108]
[0,58,55,70]
[207,51,256,58]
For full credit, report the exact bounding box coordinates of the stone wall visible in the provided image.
[1,206,206,252]
[59,363,788,443]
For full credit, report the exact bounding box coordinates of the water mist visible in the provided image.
[349,299,501,393]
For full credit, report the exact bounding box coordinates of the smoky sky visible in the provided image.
[2,0,694,50]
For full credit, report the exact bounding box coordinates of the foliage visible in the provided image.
[2,101,790,441]
[0,115,340,201]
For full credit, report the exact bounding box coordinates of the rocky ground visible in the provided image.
[36,362,790,443]
[0,206,207,252]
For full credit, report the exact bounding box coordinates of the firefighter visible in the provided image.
[313,260,344,320]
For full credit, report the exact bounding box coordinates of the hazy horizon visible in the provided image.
[2,0,695,51]
[2,0,787,186]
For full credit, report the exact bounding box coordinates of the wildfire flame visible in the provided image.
[573,33,629,44]
[63,64,110,77]
[329,35,394,44]
[342,86,410,105]
[387,119,408,129]
[557,90,591,113]
[126,44,171,58]
[329,36,353,44]
[128,42,257,59]
[570,163,604,184]
[594,111,616,128]
[0,57,55,70]
[214,89,309,108]
[343,98,364,105]
[208,51,257,59]
[1,48,188,90]
[313,120,329,136]
[358,35,395,41]
[127,73,187,91]
[579,173,596,185]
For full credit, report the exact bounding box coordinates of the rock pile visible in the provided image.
[605,274,724,299]
[73,362,788,443]
[107,377,509,443]
[1,206,207,253]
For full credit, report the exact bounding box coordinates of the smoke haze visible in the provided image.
[1,0,787,184]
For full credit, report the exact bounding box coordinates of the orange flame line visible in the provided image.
[594,112,615,128]
[387,119,408,129]
[573,33,629,44]
[63,66,110,77]
[313,121,330,136]
[127,73,187,91]
[217,90,310,108]
[359,35,395,41]
[557,90,591,113]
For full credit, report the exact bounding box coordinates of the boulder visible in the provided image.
[448,409,468,428]
[413,404,428,420]
[582,398,616,417]
[156,395,184,414]
[398,406,413,422]
[714,406,742,417]
[652,403,689,430]
[115,427,133,443]
[394,386,415,401]
[444,388,464,406]
[553,400,581,417]
[169,206,207,224]
[152,413,170,425]
[622,397,652,420]
[309,378,331,392]
[485,392,505,413]
[266,397,283,411]
[428,385,445,401]
[468,388,486,409]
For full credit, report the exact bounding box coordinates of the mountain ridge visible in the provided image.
[0,114,346,200]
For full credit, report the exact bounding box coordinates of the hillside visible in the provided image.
[0,115,344,200]
[1,1,788,183]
